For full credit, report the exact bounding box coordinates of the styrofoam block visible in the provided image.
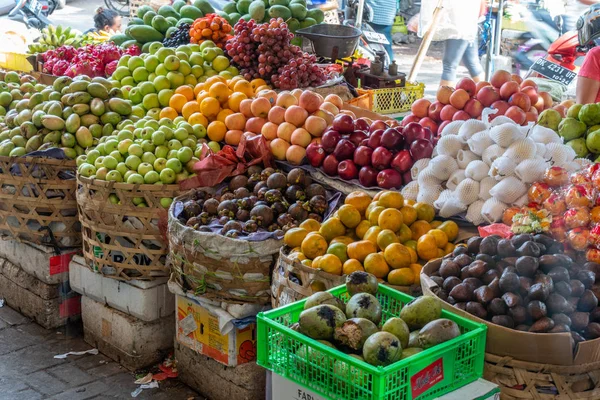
[69,256,173,322]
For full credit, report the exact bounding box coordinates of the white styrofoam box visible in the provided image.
[0,239,75,285]
[69,255,174,322]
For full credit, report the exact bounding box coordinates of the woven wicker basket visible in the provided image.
[76,175,179,280]
[484,353,600,399]
[0,156,80,248]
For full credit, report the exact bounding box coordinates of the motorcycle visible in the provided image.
[103,0,129,17]
[343,0,391,67]
[8,0,56,30]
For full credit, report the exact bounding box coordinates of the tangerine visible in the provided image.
[208,82,230,103]
[438,221,459,242]
[443,242,455,255]
[329,236,354,246]
[159,107,178,120]
[430,220,442,229]
[387,268,415,286]
[311,255,323,269]
[365,201,380,219]
[407,247,418,264]
[217,108,234,122]
[428,229,449,248]
[378,208,403,232]
[404,240,417,252]
[345,191,372,216]
[326,243,348,264]
[338,204,361,228]
[181,101,200,120]
[319,218,346,242]
[416,234,438,261]
[299,219,321,232]
[318,254,343,275]
[343,259,365,275]
[347,240,377,262]
[188,112,208,127]
[383,243,412,269]
[410,264,423,284]
[363,226,382,244]
[355,220,371,239]
[376,229,399,251]
[397,224,412,243]
[363,253,390,278]
[228,92,247,112]
[301,234,328,260]
[284,227,308,248]
[233,80,254,97]
[414,202,435,222]
[410,220,431,241]
[399,206,418,226]
[175,85,195,101]
[207,120,226,141]
[378,191,404,209]
[368,206,385,226]
[200,97,221,118]
[169,93,188,113]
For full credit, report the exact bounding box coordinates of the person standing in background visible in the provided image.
[365,0,397,61]
[564,0,600,32]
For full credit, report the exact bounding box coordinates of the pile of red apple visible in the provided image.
[305,114,435,189]
[403,70,557,132]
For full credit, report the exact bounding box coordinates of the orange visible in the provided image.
[250,78,267,91]
[378,191,404,209]
[159,107,178,120]
[196,91,210,103]
[233,80,254,97]
[311,255,323,269]
[404,240,417,252]
[378,208,403,232]
[345,191,372,216]
[416,234,438,261]
[204,76,226,91]
[443,242,455,255]
[343,259,365,275]
[193,83,204,96]
[225,130,243,146]
[399,206,418,226]
[407,247,418,264]
[175,85,195,101]
[337,204,361,228]
[318,254,343,275]
[438,221,459,242]
[383,243,412,269]
[207,120,226,142]
[365,201,380,219]
[410,264,423,284]
[309,279,326,291]
[299,219,321,232]
[181,101,200,120]
[428,229,448,248]
[288,252,306,262]
[373,191,383,201]
[217,108,234,122]
[228,92,247,112]
[368,206,385,226]
[227,76,243,89]
[209,82,230,103]
[319,218,346,242]
[188,112,208,127]
[410,220,431,241]
[376,229,398,251]
[591,206,600,224]
[346,240,377,262]
[327,243,348,263]
[169,93,187,113]
[404,199,416,206]
[363,226,382,244]
[355,220,371,239]
[437,248,445,258]
[413,202,435,222]
[301,233,328,260]
[363,253,389,278]
[387,268,415,286]
[397,224,412,243]
[329,236,354,246]
[200,97,221,118]
[284,227,308,248]
[430,220,442,229]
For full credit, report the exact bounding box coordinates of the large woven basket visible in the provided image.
[484,353,600,399]
[0,156,80,248]
[76,175,179,280]
[167,190,277,305]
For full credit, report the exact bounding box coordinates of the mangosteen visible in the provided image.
[222,220,243,235]
[250,204,274,226]
[197,226,212,233]
[289,202,309,221]
[248,174,263,190]
[221,192,235,201]
[229,175,248,191]
[244,220,258,233]
[254,201,269,208]
[234,187,250,199]
[285,185,306,202]
[203,198,220,215]
[306,183,326,199]
[199,212,211,225]
[257,187,269,200]
[308,213,322,222]
[261,167,276,181]
[273,229,285,238]
[277,213,294,227]
[253,181,268,195]
[287,168,306,185]
[193,190,207,201]
[267,223,279,232]
[182,200,202,220]
[225,230,239,238]
[218,216,230,224]
[238,197,252,210]
[217,200,238,218]
[248,196,258,207]
[267,172,287,189]
[236,209,250,222]
[453,246,468,257]
[309,195,328,215]
[247,165,262,177]
[271,201,287,216]
[265,189,284,204]
[186,216,201,228]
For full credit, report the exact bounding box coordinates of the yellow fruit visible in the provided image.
[200,97,220,118]
[284,227,308,248]
[378,208,403,232]
[414,202,435,222]
[311,255,323,269]
[363,226,382,244]
[404,240,417,252]
[338,204,361,228]
[301,234,328,260]
[410,220,431,241]
[343,259,365,275]
[368,206,385,226]
[319,254,343,275]
[250,78,267,91]
[327,243,348,263]
[209,82,230,103]
[319,218,346,242]
[330,236,354,246]
[443,243,455,255]
[363,253,390,278]
[217,108,234,122]
[365,201,379,219]
[159,107,178,120]
[383,243,412,269]
[207,121,226,142]
[438,221,459,242]
[399,206,418,226]
[404,199,416,206]
[428,229,449,248]
[188,112,208,127]
[345,191,372,216]
[347,240,377,262]
[437,248,444,258]
[301,259,312,267]
[410,264,423,284]
[233,80,253,97]
[430,220,442,229]
[407,247,418,264]
[169,93,187,113]
[182,101,200,120]
[387,268,415,286]
[417,234,438,261]
[376,229,398,251]
[299,219,321,232]
[378,191,404,209]
[228,92,247,112]
[355,220,371,239]
[373,192,383,201]
[397,224,412,243]
[288,252,306,262]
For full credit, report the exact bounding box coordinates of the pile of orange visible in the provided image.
[283,191,460,287]
[190,14,232,48]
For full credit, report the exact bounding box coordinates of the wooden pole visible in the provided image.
[408,0,445,82]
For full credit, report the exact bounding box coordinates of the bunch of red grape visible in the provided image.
[225,18,328,89]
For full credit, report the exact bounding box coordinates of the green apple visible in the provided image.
[166,158,183,173]
[132,196,145,205]
[86,149,100,165]
[155,64,168,77]
[79,164,96,177]
[163,55,181,71]
[133,128,143,139]
[96,167,108,180]
[124,170,136,181]
[166,71,184,88]
[181,138,196,149]
[189,44,200,53]
[152,130,166,145]
[154,157,167,172]
[139,81,156,96]
[178,60,191,76]
[142,93,160,110]
[186,157,199,172]
[159,118,175,128]
[116,162,128,177]
[127,56,144,71]
[145,119,160,130]
[104,139,119,154]
[176,170,189,182]
[159,126,174,140]
[192,124,206,138]
[95,143,106,155]
[177,147,193,163]
[199,40,215,51]
[76,155,87,168]
[168,139,182,151]
[159,168,176,184]
[109,194,120,204]
[189,53,204,67]
[160,197,173,208]
[202,48,217,62]
[191,65,204,79]
[142,127,155,141]
[137,162,154,176]
[128,144,143,158]
[137,203,148,207]
[174,128,189,141]
[118,54,131,68]
[155,145,169,159]
[118,139,133,155]
[194,147,202,159]
[109,150,123,163]
[102,156,118,170]
[117,130,134,142]
[106,170,123,182]
[177,45,192,56]
[167,149,178,159]
[173,116,185,125]
[144,55,159,73]
[142,152,157,165]
[141,140,155,153]
[94,156,105,169]
[149,42,164,55]
[207,141,220,153]
[125,155,142,171]
[146,108,161,121]
[144,170,160,184]
[127,173,145,184]
[154,75,170,91]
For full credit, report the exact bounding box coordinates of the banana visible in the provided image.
[55,25,62,37]
[64,26,73,39]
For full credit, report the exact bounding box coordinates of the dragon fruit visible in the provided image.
[104,60,118,77]
[125,45,141,56]
[52,60,70,76]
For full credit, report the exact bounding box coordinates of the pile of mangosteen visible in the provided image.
[176,166,331,238]
[427,233,600,342]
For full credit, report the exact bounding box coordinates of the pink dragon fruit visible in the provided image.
[43,58,57,74]
[64,66,76,78]
[72,59,96,77]
[52,60,70,76]
[125,45,141,56]
[98,43,122,64]
[104,60,118,77]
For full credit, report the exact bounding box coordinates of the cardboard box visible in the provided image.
[175,294,257,367]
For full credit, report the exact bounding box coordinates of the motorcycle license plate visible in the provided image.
[25,0,43,15]
[363,31,389,45]
[529,58,577,86]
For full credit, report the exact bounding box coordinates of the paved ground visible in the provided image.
[49,0,115,34]
[0,305,199,400]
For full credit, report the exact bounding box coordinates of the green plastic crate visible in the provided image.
[257,285,487,400]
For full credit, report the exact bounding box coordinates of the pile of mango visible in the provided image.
[283,190,459,286]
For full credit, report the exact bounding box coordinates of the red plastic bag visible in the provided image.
[478,223,513,238]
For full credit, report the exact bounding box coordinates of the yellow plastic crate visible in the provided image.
[0,51,33,73]
[360,82,425,114]
[347,90,373,111]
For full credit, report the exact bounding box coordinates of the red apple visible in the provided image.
[332,114,354,134]
[520,79,538,92]
[306,142,326,167]
[402,171,412,184]
[464,98,483,118]
[403,122,424,143]
[438,120,451,135]
[411,98,431,118]
[349,131,367,147]
[476,81,492,94]
[499,81,520,100]
[400,114,420,127]
[522,86,539,106]
[359,138,370,147]
[391,150,413,173]
[449,89,469,109]
[508,92,531,111]
[410,138,434,160]
[525,111,538,123]
[359,166,378,187]
[333,139,356,161]
[416,127,434,142]
[372,147,393,170]
[428,101,443,122]
[490,70,512,88]
[338,160,358,180]
[377,169,403,189]
[440,104,459,121]
[380,128,404,150]
[491,100,510,116]
[477,86,500,107]
[539,92,553,109]
[437,86,454,105]
[367,129,384,149]
[553,104,567,117]
[452,110,470,121]
[369,120,388,133]
[505,106,526,125]
[321,130,341,153]
[354,118,370,131]
[457,77,477,97]
[322,154,339,176]
[511,74,523,85]
[419,117,438,135]
[353,145,373,167]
